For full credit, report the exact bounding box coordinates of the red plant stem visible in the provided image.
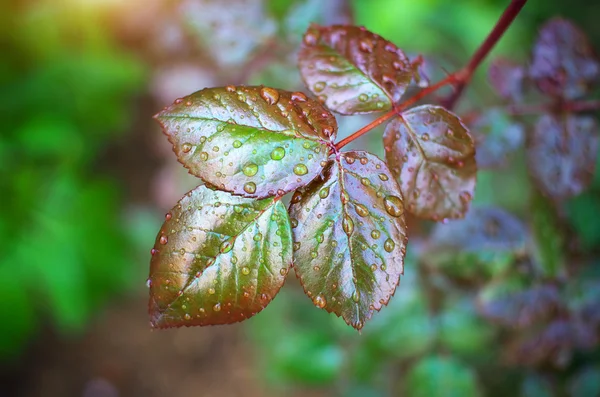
[334,75,457,150]
[567,100,600,113]
[441,0,528,110]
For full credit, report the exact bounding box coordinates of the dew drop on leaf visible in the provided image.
[270,147,286,160]
[342,214,355,236]
[355,203,369,217]
[243,182,257,194]
[159,235,168,245]
[182,143,192,153]
[220,239,233,253]
[319,187,330,199]
[378,173,389,181]
[213,303,221,312]
[200,152,209,161]
[291,92,307,102]
[371,230,381,239]
[383,195,403,217]
[241,266,250,275]
[293,164,309,176]
[384,238,395,252]
[242,162,259,176]
[259,87,279,105]
[313,82,326,92]
[352,290,361,303]
[358,93,368,102]
[165,212,172,221]
[313,295,327,308]
[233,140,242,148]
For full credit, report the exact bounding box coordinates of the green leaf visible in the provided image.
[383,105,477,221]
[439,298,494,357]
[154,86,336,198]
[405,356,481,397]
[288,151,408,330]
[521,373,554,397]
[298,24,414,114]
[148,185,292,328]
[470,108,524,169]
[527,113,598,200]
[529,18,599,99]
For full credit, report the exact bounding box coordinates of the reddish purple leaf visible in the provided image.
[148,185,292,328]
[154,86,336,199]
[383,105,477,221]
[488,58,526,103]
[527,113,599,199]
[298,24,414,114]
[529,18,600,99]
[288,151,408,330]
[470,108,524,169]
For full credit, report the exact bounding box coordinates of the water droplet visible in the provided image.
[384,238,395,252]
[146,278,152,288]
[253,233,262,242]
[220,239,233,253]
[242,162,258,176]
[358,93,368,102]
[200,152,209,161]
[459,191,472,204]
[150,248,157,256]
[226,85,236,92]
[159,235,168,245]
[421,133,430,141]
[371,230,381,239]
[243,182,257,194]
[165,212,172,221]
[359,39,373,52]
[446,129,454,138]
[355,204,369,217]
[208,287,216,295]
[359,157,368,165]
[384,43,396,52]
[213,303,221,312]
[280,268,288,276]
[290,218,298,228]
[293,164,308,176]
[378,173,389,181]
[233,205,243,214]
[310,250,318,259]
[370,264,377,271]
[352,290,360,303]
[304,31,319,46]
[341,191,350,205]
[319,187,330,199]
[182,143,192,153]
[270,147,285,160]
[184,313,191,320]
[345,156,355,164]
[291,191,303,204]
[313,82,326,92]
[293,242,301,251]
[342,215,354,236]
[233,140,242,148]
[317,95,327,103]
[392,61,405,70]
[291,92,307,102]
[260,87,279,105]
[316,234,324,243]
[313,295,327,308]
[360,178,371,186]
[241,266,250,275]
[384,195,403,217]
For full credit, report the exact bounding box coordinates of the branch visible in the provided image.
[441,0,528,110]
[334,74,457,150]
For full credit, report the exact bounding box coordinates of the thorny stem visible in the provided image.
[441,0,528,109]
[334,0,528,150]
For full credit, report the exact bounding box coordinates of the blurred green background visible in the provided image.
[1,0,599,396]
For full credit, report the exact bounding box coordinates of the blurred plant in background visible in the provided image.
[2,0,600,396]
[0,0,145,358]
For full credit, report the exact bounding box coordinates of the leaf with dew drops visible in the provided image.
[529,18,600,100]
[383,105,477,221]
[154,86,337,199]
[527,113,599,200]
[148,185,292,328]
[288,151,407,330]
[470,108,524,169]
[298,24,414,115]
[487,58,526,103]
